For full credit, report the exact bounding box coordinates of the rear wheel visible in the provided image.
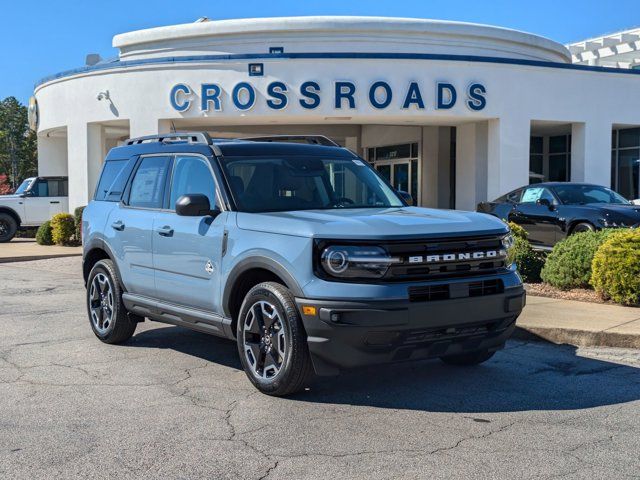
[440,349,496,366]
[86,259,137,344]
[0,213,17,242]
[237,282,313,396]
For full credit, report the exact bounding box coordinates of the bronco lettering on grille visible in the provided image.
[407,250,502,264]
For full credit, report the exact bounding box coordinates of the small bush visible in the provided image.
[50,213,76,246]
[591,229,640,305]
[35,221,53,246]
[508,221,528,240]
[541,229,617,290]
[74,206,86,242]
[510,236,545,283]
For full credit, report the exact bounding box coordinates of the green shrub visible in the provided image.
[509,236,545,283]
[541,229,617,290]
[74,206,86,242]
[591,229,640,305]
[508,221,528,240]
[50,213,76,246]
[35,221,53,246]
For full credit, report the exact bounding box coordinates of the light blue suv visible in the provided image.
[83,133,525,396]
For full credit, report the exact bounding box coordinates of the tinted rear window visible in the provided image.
[95,160,132,202]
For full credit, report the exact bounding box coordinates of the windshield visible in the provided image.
[553,184,631,205]
[220,155,404,213]
[14,178,35,195]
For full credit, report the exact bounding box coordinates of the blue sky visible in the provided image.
[3,0,639,103]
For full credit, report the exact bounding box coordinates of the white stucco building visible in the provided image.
[33,16,640,211]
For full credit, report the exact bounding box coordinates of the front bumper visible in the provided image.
[295,286,525,375]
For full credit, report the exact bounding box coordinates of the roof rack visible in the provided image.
[239,135,340,147]
[125,132,213,146]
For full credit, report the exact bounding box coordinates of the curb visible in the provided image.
[514,326,640,349]
[0,253,82,264]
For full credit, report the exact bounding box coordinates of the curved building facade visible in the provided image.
[34,16,640,210]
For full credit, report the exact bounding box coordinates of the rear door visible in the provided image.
[106,155,170,298]
[152,154,227,313]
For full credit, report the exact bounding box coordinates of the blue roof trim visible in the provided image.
[35,51,640,88]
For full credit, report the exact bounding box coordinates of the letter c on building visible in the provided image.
[170,84,192,112]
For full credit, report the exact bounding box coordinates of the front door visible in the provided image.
[153,154,226,313]
[23,178,68,224]
[510,186,561,247]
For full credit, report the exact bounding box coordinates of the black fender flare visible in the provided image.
[82,238,126,290]
[222,256,304,317]
[0,206,22,226]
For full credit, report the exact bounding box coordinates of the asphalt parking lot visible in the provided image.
[1,257,639,479]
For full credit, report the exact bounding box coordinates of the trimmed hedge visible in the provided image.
[35,221,54,246]
[74,206,85,242]
[591,229,640,306]
[50,213,76,246]
[541,229,616,290]
[509,236,545,283]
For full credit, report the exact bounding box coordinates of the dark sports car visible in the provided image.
[477,182,640,248]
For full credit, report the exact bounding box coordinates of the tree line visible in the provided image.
[0,97,38,193]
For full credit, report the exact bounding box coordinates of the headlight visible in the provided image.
[502,233,515,267]
[320,245,400,279]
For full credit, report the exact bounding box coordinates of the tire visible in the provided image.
[236,281,314,396]
[86,259,137,344]
[0,213,17,243]
[440,349,496,366]
[571,222,595,235]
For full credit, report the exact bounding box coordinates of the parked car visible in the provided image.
[477,182,640,248]
[82,132,525,396]
[633,198,640,205]
[0,176,69,242]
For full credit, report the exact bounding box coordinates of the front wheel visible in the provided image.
[0,213,17,242]
[440,349,496,366]
[237,282,314,396]
[571,222,595,235]
[86,259,137,344]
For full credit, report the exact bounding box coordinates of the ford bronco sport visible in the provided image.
[82,133,525,396]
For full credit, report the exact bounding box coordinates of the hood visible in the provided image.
[236,207,508,240]
[597,204,640,224]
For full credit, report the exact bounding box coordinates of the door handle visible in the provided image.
[49,201,60,204]
[157,226,174,237]
[111,221,125,231]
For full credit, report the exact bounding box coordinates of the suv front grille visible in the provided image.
[408,279,504,302]
[382,235,508,281]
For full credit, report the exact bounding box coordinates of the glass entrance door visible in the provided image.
[368,142,420,205]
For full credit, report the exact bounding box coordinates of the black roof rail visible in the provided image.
[239,135,340,147]
[125,132,213,146]
[124,132,223,155]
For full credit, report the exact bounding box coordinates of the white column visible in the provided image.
[129,118,172,138]
[421,126,440,208]
[486,116,530,201]
[66,123,106,211]
[571,120,612,185]
[456,123,476,211]
[87,124,105,203]
[437,127,452,209]
[37,134,68,177]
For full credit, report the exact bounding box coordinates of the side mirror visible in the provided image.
[175,194,220,217]
[397,190,413,205]
[536,198,553,209]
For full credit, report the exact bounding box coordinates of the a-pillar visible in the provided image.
[571,120,612,185]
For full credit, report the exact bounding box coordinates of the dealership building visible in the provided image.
[33,17,640,211]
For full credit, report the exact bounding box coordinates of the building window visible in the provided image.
[612,127,640,200]
[529,136,544,183]
[548,134,571,182]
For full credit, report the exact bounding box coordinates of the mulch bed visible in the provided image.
[524,283,609,304]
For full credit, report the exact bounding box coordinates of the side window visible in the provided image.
[128,156,170,209]
[31,179,49,197]
[521,187,555,204]
[505,189,523,203]
[169,155,217,209]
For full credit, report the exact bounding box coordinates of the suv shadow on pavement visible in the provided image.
[126,325,640,413]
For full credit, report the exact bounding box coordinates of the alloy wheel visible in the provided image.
[0,219,8,237]
[242,300,287,379]
[89,273,114,334]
